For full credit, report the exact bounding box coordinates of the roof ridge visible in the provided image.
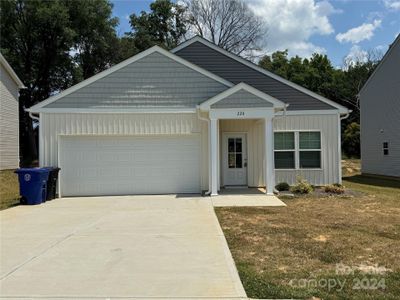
[172,36,349,113]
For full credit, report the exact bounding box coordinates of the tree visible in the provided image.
[67,0,119,80]
[184,0,265,58]
[342,122,360,158]
[128,0,187,52]
[0,0,119,163]
[1,0,75,162]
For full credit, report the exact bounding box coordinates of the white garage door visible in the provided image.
[59,136,201,197]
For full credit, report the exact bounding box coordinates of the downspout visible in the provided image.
[337,110,351,184]
[273,104,289,195]
[28,111,40,121]
[197,106,212,196]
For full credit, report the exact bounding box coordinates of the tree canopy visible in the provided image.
[183,0,265,58]
[128,0,187,52]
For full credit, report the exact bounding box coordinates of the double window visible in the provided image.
[274,131,321,169]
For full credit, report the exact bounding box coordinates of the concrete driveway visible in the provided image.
[0,195,246,299]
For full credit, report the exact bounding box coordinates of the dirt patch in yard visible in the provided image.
[216,168,400,299]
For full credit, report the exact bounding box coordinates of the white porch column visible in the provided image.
[265,117,275,195]
[210,118,219,196]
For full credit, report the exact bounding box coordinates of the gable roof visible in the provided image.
[200,82,286,110]
[173,36,349,114]
[0,53,25,89]
[27,45,233,113]
[358,34,400,96]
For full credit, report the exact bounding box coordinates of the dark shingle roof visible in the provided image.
[174,41,336,110]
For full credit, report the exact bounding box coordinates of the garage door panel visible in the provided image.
[59,136,200,196]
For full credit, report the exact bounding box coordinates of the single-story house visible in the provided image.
[27,36,349,197]
[359,34,400,178]
[0,53,25,170]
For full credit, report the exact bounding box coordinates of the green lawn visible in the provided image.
[0,170,20,210]
[216,162,400,299]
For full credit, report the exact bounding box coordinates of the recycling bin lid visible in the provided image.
[15,168,50,173]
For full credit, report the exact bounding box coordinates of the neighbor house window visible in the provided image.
[383,142,389,155]
[299,132,321,168]
[274,131,322,169]
[274,132,295,169]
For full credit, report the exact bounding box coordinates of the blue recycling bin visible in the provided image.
[15,168,50,205]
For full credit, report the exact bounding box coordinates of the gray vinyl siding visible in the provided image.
[360,38,400,177]
[0,63,19,170]
[175,42,336,111]
[211,89,273,108]
[45,52,228,109]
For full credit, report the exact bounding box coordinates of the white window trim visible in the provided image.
[274,130,323,170]
[274,132,296,170]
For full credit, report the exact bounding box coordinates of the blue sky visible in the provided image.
[111,0,400,67]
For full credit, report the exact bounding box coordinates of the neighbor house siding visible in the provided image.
[360,39,400,177]
[44,52,228,109]
[273,114,340,185]
[0,63,19,170]
[40,113,209,190]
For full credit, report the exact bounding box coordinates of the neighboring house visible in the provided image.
[359,35,400,178]
[27,36,349,197]
[0,54,25,170]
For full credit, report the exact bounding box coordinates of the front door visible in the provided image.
[223,134,247,186]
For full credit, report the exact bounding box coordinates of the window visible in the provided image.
[299,132,321,168]
[274,131,322,169]
[383,142,389,155]
[274,132,295,169]
[228,138,243,168]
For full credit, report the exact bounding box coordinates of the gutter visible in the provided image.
[197,106,212,196]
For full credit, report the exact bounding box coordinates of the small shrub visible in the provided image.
[325,183,345,194]
[290,177,313,194]
[275,182,290,191]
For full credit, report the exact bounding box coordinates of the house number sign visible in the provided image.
[237,111,245,116]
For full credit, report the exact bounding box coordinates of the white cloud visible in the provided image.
[343,45,368,68]
[384,0,400,10]
[336,20,382,44]
[249,0,337,57]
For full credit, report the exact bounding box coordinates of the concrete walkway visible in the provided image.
[212,188,286,207]
[0,196,246,299]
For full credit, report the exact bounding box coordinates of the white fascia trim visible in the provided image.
[173,36,349,114]
[275,109,340,116]
[199,82,286,110]
[27,45,233,113]
[0,53,25,88]
[25,107,197,114]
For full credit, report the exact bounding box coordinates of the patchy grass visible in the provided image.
[0,170,20,210]
[216,160,400,299]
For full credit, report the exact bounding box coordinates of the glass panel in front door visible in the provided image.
[227,137,243,169]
